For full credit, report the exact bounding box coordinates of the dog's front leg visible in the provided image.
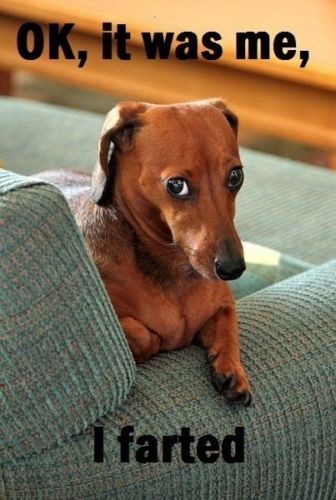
[120,317,161,364]
[198,305,252,406]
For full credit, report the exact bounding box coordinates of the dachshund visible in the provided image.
[37,99,251,406]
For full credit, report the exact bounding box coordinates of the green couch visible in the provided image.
[0,97,335,499]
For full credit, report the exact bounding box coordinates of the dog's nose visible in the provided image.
[214,258,246,281]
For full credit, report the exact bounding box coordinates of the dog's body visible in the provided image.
[37,99,251,405]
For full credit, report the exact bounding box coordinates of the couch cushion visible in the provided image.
[237,150,336,265]
[1,261,335,498]
[231,241,313,299]
[0,170,135,464]
[0,97,101,175]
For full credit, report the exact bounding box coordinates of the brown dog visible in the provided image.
[38,99,251,406]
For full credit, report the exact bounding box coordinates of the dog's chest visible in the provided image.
[106,263,230,350]
[141,290,196,349]
[117,275,224,350]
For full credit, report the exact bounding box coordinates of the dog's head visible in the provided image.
[91,99,245,281]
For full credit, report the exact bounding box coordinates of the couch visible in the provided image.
[0,97,335,499]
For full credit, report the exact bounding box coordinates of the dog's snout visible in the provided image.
[214,257,246,281]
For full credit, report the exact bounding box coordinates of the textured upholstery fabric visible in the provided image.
[1,97,336,265]
[0,98,101,174]
[0,170,135,464]
[231,242,313,299]
[1,261,335,498]
[236,151,336,265]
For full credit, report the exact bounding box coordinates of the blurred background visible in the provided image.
[1,0,335,168]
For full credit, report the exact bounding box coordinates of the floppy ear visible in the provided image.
[209,98,239,136]
[91,102,148,205]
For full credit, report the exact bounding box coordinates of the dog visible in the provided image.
[37,99,251,406]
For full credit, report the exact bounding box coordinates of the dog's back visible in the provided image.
[35,170,91,210]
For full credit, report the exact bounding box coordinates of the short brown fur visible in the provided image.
[37,99,251,405]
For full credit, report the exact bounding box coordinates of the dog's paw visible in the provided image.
[208,355,252,406]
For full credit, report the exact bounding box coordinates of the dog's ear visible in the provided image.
[209,98,239,136]
[91,102,148,205]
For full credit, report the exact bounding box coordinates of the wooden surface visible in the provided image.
[0,68,11,94]
[0,0,335,151]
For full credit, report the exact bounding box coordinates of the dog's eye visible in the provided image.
[228,167,244,190]
[166,178,190,198]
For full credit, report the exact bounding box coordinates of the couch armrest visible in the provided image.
[0,170,135,463]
